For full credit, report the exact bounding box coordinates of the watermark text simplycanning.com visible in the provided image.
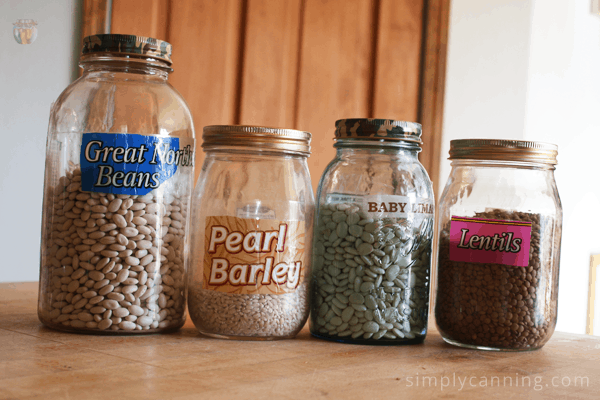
[404,373,589,391]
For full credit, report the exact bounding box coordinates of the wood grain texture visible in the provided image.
[168,0,244,180]
[111,0,170,39]
[587,255,599,335]
[82,0,111,39]
[239,0,303,128]
[296,0,377,190]
[1,282,599,399]
[81,0,111,77]
[88,0,450,189]
[372,0,424,123]
[419,0,450,195]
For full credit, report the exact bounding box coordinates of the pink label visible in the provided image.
[449,216,532,267]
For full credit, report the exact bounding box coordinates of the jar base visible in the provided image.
[441,336,543,352]
[198,330,298,341]
[310,331,425,346]
[39,319,185,335]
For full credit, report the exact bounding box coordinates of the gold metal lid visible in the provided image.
[449,139,558,166]
[202,125,311,156]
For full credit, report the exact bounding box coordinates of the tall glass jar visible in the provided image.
[188,126,314,340]
[38,35,195,333]
[310,119,434,344]
[435,139,562,351]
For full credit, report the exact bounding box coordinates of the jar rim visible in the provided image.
[449,139,558,166]
[202,125,311,156]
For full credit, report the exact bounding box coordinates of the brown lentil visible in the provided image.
[435,209,560,350]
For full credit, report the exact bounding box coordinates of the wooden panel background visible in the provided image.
[82,0,111,38]
[296,0,376,186]
[84,0,449,193]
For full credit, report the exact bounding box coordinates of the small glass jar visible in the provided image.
[38,35,195,333]
[309,119,435,344]
[188,125,314,340]
[434,139,562,351]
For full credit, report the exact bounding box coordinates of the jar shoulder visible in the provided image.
[438,167,561,217]
[317,155,434,200]
[192,152,314,218]
[49,75,194,138]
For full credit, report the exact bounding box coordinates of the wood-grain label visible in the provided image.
[203,216,306,294]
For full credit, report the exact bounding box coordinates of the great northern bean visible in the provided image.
[38,166,187,333]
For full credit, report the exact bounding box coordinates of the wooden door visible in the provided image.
[83,0,449,192]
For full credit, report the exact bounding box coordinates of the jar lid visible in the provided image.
[82,34,172,64]
[334,119,422,144]
[202,125,311,155]
[449,139,558,165]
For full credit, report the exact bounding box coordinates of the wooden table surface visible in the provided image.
[1,282,599,399]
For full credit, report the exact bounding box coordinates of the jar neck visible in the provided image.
[205,147,309,160]
[450,159,556,171]
[80,55,172,80]
[335,141,421,159]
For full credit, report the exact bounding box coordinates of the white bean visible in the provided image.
[39,168,188,333]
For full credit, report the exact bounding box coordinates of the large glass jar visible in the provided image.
[38,35,195,333]
[435,139,562,351]
[309,119,434,344]
[188,126,314,340]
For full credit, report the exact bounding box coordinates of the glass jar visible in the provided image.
[309,119,434,344]
[434,139,562,351]
[188,125,314,340]
[38,34,195,333]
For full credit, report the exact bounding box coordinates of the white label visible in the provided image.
[325,193,433,219]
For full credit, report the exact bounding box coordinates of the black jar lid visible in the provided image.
[334,118,422,144]
[81,34,173,65]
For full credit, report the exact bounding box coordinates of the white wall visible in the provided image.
[525,0,600,334]
[0,0,81,283]
[442,0,600,334]
[439,0,532,189]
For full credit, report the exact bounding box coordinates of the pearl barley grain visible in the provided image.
[188,285,309,338]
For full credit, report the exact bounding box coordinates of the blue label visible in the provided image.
[80,133,194,195]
